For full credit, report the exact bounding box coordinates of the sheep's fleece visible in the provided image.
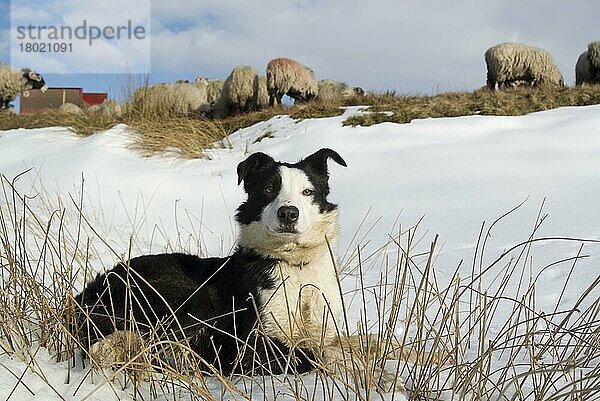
[266,58,318,106]
[484,42,563,89]
[0,64,47,108]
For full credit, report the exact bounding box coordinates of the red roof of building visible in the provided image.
[81,93,107,106]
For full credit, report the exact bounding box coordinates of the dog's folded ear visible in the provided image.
[237,152,275,185]
[302,148,347,177]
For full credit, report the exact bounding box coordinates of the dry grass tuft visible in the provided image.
[0,109,121,136]
[129,117,230,158]
[344,85,600,126]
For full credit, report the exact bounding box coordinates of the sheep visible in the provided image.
[223,66,258,114]
[58,103,82,114]
[575,51,594,86]
[87,99,122,117]
[266,58,318,106]
[575,41,600,86]
[317,80,364,101]
[484,42,564,90]
[588,41,600,70]
[214,66,268,117]
[0,64,48,109]
[207,79,225,106]
[132,78,210,116]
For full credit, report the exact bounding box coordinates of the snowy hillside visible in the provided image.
[0,105,599,400]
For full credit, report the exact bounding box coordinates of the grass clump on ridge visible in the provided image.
[344,85,600,126]
[2,85,600,157]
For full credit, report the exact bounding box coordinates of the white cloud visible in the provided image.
[148,0,600,91]
[9,7,55,25]
[10,0,150,73]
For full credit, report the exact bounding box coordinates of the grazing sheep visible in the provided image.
[223,66,258,114]
[484,42,564,90]
[0,64,48,109]
[207,79,225,106]
[87,99,122,117]
[588,41,600,69]
[575,51,594,86]
[58,103,82,114]
[132,79,210,116]
[575,41,600,86]
[214,66,269,117]
[266,58,318,106]
[317,80,364,101]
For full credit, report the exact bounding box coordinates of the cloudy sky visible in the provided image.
[1,0,599,101]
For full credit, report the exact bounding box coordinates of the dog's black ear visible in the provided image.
[302,148,347,177]
[237,152,275,185]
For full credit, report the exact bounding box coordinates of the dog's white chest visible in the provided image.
[259,253,341,346]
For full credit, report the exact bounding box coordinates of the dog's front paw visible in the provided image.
[90,337,121,368]
[89,330,142,368]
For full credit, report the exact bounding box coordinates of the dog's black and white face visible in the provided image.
[236,148,346,261]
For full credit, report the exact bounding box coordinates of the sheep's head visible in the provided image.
[21,69,48,97]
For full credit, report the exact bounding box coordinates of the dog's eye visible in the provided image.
[264,185,274,194]
[302,189,314,196]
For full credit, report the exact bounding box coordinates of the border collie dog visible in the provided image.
[75,148,347,375]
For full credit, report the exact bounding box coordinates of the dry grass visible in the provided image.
[344,85,600,126]
[3,85,600,158]
[0,109,122,136]
[1,174,599,401]
[129,117,231,158]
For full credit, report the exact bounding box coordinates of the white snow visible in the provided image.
[1,105,599,400]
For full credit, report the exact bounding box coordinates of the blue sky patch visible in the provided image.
[0,0,9,62]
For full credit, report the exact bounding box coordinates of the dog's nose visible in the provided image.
[277,206,299,225]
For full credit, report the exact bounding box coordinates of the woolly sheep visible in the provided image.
[214,66,267,117]
[132,78,210,116]
[575,42,600,86]
[266,58,318,106]
[190,76,224,107]
[317,80,364,101]
[207,79,225,106]
[0,64,47,109]
[484,42,564,90]
[87,99,122,117]
[58,103,82,114]
[588,41,600,69]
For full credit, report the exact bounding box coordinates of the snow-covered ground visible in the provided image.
[1,105,599,400]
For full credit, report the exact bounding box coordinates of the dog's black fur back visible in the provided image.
[75,248,314,374]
